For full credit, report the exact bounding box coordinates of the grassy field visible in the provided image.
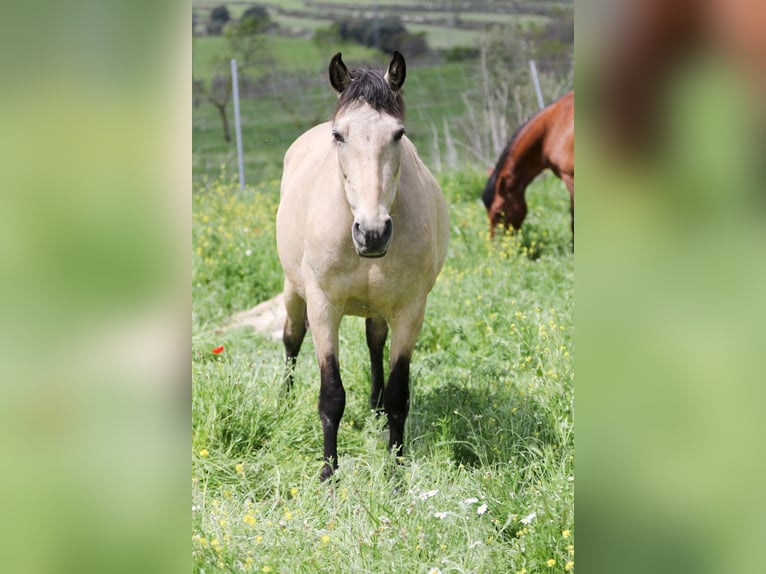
[192,167,575,572]
[193,7,574,572]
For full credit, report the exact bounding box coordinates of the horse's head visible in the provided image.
[329,51,407,258]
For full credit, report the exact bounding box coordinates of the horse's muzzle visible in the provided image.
[352,218,393,258]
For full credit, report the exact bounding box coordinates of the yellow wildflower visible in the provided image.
[290,486,298,499]
[321,535,330,544]
[236,463,245,475]
[562,529,571,538]
[547,559,556,567]
[565,561,574,571]
[262,567,273,573]
[199,449,209,458]
[243,514,256,526]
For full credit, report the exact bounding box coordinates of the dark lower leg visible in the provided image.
[383,356,410,458]
[318,355,345,481]
[283,318,306,391]
[365,317,388,412]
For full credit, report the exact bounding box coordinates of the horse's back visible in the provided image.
[545,92,574,179]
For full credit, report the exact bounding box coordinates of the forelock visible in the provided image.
[333,67,405,120]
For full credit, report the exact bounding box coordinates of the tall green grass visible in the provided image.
[192,169,574,573]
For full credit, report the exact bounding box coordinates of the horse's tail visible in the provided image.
[481,172,497,210]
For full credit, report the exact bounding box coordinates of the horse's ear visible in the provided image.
[329,52,351,93]
[385,50,406,92]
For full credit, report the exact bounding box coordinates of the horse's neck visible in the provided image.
[505,121,547,184]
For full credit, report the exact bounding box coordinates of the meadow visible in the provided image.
[193,10,574,573]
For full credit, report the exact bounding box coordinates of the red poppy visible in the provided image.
[212,345,225,355]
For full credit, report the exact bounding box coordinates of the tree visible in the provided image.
[224,7,274,72]
[241,5,271,33]
[207,5,230,36]
[194,69,232,142]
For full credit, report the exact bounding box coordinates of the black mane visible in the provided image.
[334,67,405,120]
[482,122,527,209]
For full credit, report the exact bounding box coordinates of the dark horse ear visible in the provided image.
[385,50,406,92]
[329,52,351,93]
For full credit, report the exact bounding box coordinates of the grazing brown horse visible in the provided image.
[482,91,574,244]
[276,52,449,480]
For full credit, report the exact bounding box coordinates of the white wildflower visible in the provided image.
[418,489,439,501]
[477,504,488,515]
[521,511,537,525]
[427,568,442,574]
[433,511,447,520]
[245,249,252,256]
[463,497,479,505]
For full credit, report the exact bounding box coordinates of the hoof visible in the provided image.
[319,464,335,482]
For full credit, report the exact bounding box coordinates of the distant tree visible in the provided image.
[241,5,271,33]
[194,69,232,142]
[224,9,274,72]
[207,5,230,36]
[315,16,428,57]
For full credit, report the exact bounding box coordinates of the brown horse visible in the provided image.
[482,91,574,244]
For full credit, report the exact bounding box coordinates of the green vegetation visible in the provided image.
[193,4,574,572]
[193,169,574,573]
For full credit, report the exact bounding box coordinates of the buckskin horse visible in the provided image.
[276,51,450,480]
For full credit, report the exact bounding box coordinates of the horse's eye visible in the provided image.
[393,128,405,142]
[332,130,345,143]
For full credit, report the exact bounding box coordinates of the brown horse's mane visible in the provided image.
[482,122,526,209]
[333,67,405,121]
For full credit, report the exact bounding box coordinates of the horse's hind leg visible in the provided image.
[562,174,574,252]
[282,281,307,391]
[366,316,388,412]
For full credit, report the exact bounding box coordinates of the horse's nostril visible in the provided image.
[383,218,393,240]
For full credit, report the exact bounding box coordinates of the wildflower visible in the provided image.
[517,569,527,574]
[262,567,273,573]
[245,249,252,256]
[199,448,210,458]
[520,511,537,525]
[562,529,571,539]
[477,504,488,515]
[463,497,479,505]
[243,514,256,526]
[321,535,330,545]
[212,345,224,355]
[290,486,298,499]
[418,489,438,501]
[547,559,556,567]
[565,561,574,571]
[236,463,245,475]
[433,511,447,519]
[427,568,442,574]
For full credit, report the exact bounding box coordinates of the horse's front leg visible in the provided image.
[366,316,388,412]
[384,303,426,459]
[306,292,344,481]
